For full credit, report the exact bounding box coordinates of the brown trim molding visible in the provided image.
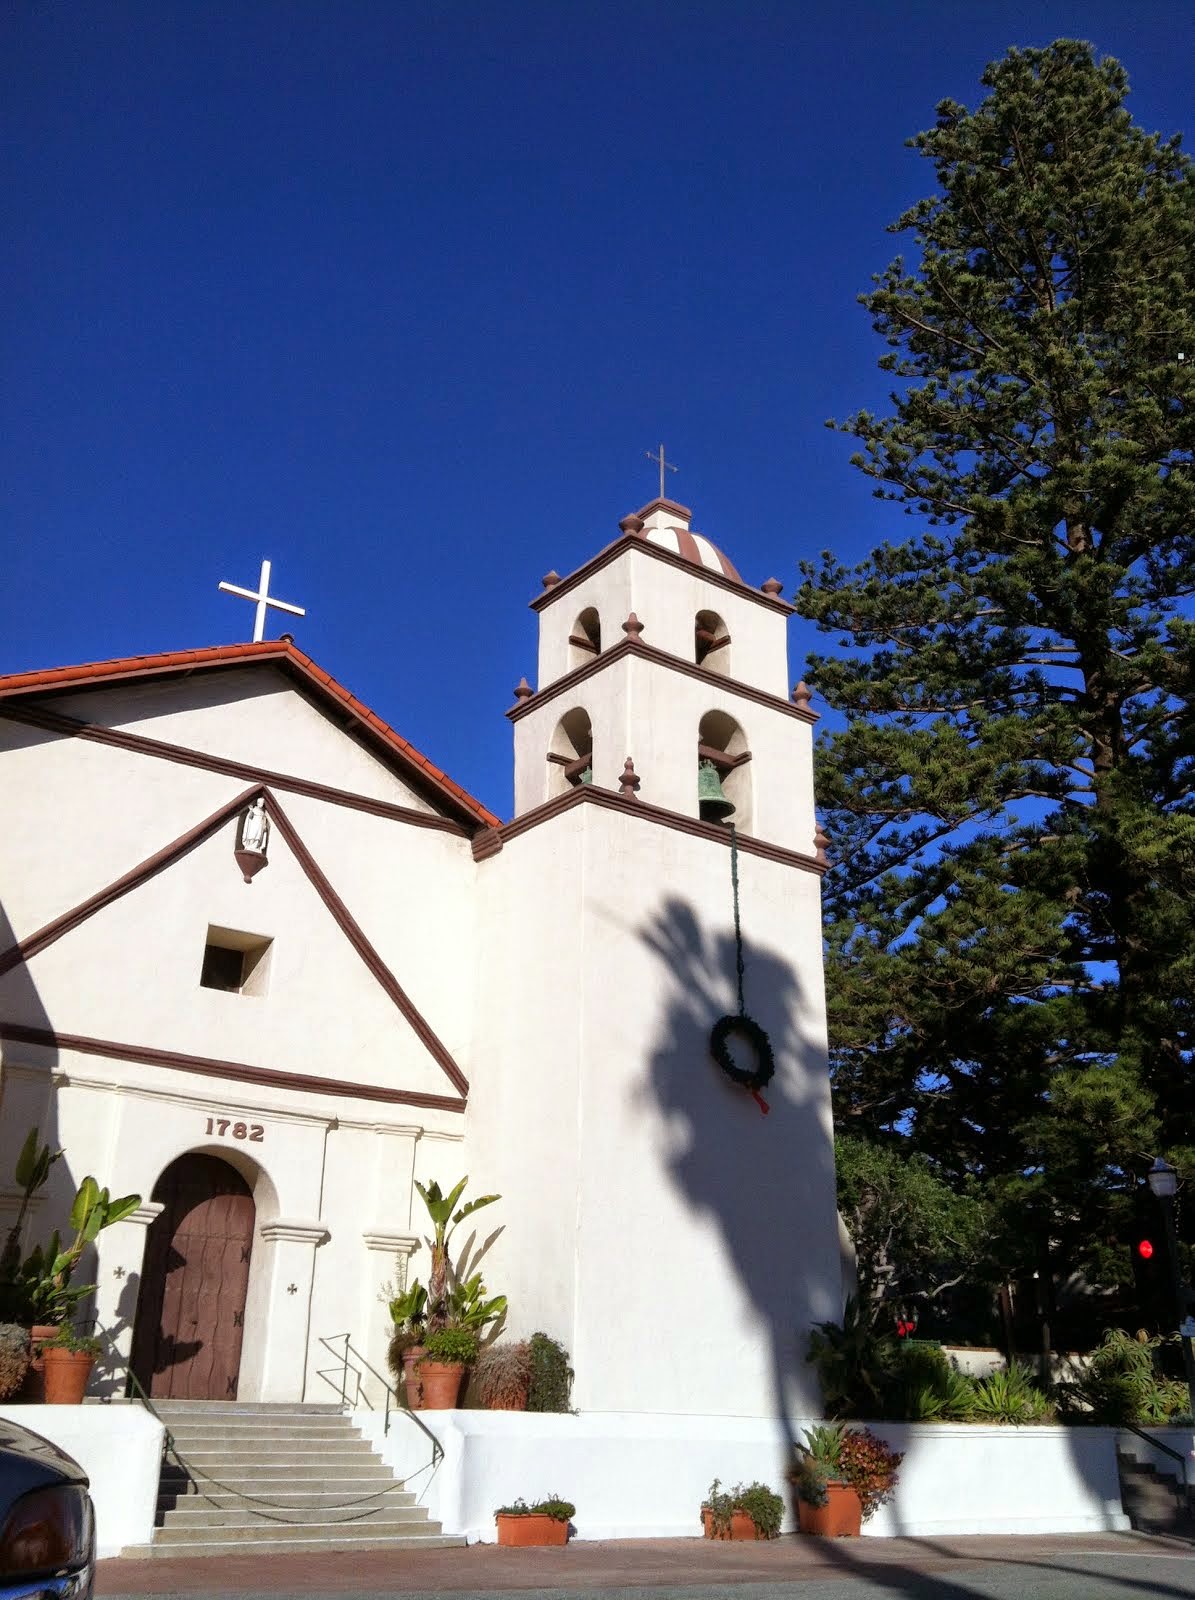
[527,534,795,618]
[0,784,471,1098]
[505,636,817,725]
[0,784,264,978]
[265,793,470,1097]
[486,783,826,875]
[1,707,473,844]
[0,703,468,835]
[0,1026,466,1113]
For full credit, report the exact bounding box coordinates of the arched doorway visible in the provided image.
[131,1153,256,1400]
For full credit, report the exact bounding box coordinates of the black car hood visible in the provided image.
[0,1417,88,1500]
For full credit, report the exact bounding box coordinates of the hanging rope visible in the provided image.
[709,823,775,1115]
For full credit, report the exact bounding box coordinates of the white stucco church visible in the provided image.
[0,494,842,1428]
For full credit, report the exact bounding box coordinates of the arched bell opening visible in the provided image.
[698,710,752,830]
[547,706,594,799]
[695,609,731,675]
[569,608,602,669]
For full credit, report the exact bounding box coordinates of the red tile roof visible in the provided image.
[0,641,501,831]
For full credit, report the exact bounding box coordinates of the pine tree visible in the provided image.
[800,41,1195,1303]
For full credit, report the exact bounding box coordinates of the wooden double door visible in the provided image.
[131,1153,255,1401]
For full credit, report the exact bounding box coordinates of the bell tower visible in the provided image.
[470,490,839,1424]
[508,496,819,854]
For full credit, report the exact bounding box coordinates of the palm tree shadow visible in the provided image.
[634,895,841,1463]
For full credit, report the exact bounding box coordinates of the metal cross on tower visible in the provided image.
[645,443,678,500]
[218,559,306,642]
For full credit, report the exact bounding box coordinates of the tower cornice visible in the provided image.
[506,634,818,725]
[528,533,795,617]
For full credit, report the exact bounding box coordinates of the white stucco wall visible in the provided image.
[469,797,837,1420]
[360,1410,1130,1542]
[0,1403,164,1557]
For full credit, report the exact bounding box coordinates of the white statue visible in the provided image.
[241,799,269,855]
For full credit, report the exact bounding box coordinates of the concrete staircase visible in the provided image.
[129,1401,460,1557]
[1117,1450,1195,1537]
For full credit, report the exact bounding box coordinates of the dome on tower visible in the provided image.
[624,499,742,583]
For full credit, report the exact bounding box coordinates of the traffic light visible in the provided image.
[1130,1187,1179,1332]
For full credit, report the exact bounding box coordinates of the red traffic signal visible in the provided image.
[1138,1238,1155,1260]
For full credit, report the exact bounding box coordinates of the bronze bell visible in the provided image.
[698,757,735,821]
[578,765,593,785]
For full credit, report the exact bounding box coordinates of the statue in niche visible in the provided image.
[241,799,269,855]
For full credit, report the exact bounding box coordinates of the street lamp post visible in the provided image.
[1147,1156,1195,1419]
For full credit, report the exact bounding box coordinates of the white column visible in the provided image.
[92,1202,164,1400]
[360,1230,420,1408]
[255,1217,328,1403]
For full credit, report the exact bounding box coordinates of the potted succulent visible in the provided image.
[474,1341,532,1410]
[791,1423,903,1536]
[41,1325,102,1405]
[701,1479,784,1540]
[494,1496,575,1547]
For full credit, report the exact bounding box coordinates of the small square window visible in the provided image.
[200,926,272,997]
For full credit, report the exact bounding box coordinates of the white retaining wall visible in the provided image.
[0,1403,164,1557]
[355,1409,1131,1542]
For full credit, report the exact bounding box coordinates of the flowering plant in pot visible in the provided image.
[791,1424,902,1536]
[42,1325,102,1405]
[701,1479,784,1540]
[494,1495,575,1546]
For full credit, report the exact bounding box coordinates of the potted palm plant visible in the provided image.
[494,1496,575,1546]
[386,1281,428,1409]
[0,1131,139,1399]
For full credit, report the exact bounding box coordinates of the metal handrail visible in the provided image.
[1120,1420,1191,1505]
[92,1321,440,1521]
[315,1332,444,1467]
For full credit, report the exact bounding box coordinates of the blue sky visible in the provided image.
[3,2,1192,816]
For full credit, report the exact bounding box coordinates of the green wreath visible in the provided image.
[710,1013,775,1094]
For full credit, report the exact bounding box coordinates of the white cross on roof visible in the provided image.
[218,559,306,643]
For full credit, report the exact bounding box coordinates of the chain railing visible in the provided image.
[92,1321,440,1524]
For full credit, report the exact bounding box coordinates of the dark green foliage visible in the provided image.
[526,1331,574,1413]
[808,1309,1055,1422]
[702,1479,784,1538]
[801,40,1195,1306]
[969,1361,1055,1423]
[836,1135,987,1323]
[807,1297,900,1417]
[495,1495,575,1522]
[44,1324,101,1356]
[1055,1327,1190,1423]
[422,1326,478,1365]
[893,1341,979,1421]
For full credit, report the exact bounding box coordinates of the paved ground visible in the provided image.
[97,1531,1195,1599]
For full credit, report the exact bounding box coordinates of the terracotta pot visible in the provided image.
[418,1360,465,1409]
[22,1324,61,1402]
[496,1512,569,1547]
[797,1482,862,1538]
[702,1507,759,1540]
[42,1347,95,1405]
[401,1344,426,1410]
